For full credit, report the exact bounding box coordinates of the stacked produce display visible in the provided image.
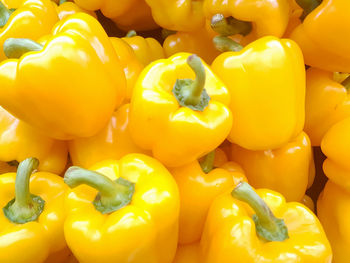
[0,0,347,262]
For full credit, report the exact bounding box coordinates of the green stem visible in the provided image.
[231,182,289,242]
[162,28,176,39]
[211,14,252,37]
[200,151,216,173]
[4,38,44,59]
[213,36,243,52]
[59,0,67,4]
[296,0,321,20]
[341,75,350,91]
[125,30,137,37]
[172,54,210,111]
[3,158,45,224]
[64,167,135,214]
[0,2,15,28]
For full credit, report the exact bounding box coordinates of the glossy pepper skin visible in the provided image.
[203,0,290,38]
[0,158,68,263]
[173,243,200,263]
[0,106,67,174]
[170,156,247,244]
[54,1,97,21]
[163,28,220,64]
[123,33,164,67]
[64,154,180,263]
[290,0,350,72]
[110,38,144,100]
[145,0,204,32]
[305,68,350,146]
[0,13,126,140]
[73,0,157,31]
[69,104,149,169]
[200,184,332,263]
[129,53,233,167]
[211,36,305,150]
[318,181,350,263]
[231,132,315,202]
[0,0,58,61]
[321,117,350,190]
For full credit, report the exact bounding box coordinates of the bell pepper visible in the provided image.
[0,158,68,263]
[284,0,303,37]
[211,36,305,150]
[163,28,220,64]
[321,117,350,191]
[145,0,205,32]
[129,53,232,167]
[69,104,149,169]
[200,182,332,262]
[290,0,350,72]
[73,0,157,31]
[122,31,164,67]
[305,68,350,146]
[63,154,179,263]
[54,1,97,21]
[231,132,315,202]
[0,106,67,174]
[173,243,200,263]
[0,0,58,61]
[203,0,290,38]
[318,180,350,263]
[170,151,247,244]
[110,38,144,100]
[0,13,126,140]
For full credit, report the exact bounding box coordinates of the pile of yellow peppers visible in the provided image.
[0,0,349,262]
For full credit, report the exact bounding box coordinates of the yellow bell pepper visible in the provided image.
[122,31,164,67]
[290,0,350,72]
[145,0,204,32]
[0,13,126,140]
[73,0,157,31]
[203,0,290,38]
[318,180,350,263]
[211,36,305,150]
[0,106,67,174]
[231,132,315,202]
[0,158,68,263]
[200,182,332,262]
[69,104,149,169]
[305,68,350,146]
[0,0,58,61]
[163,28,220,64]
[170,151,247,244]
[63,154,179,263]
[321,117,350,190]
[129,53,232,167]
[110,37,144,100]
[173,243,200,263]
[54,1,97,21]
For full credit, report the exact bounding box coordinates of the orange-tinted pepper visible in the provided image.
[321,117,350,191]
[170,152,247,244]
[318,180,350,263]
[305,68,350,146]
[231,132,315,201]
[290,0,350,72]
